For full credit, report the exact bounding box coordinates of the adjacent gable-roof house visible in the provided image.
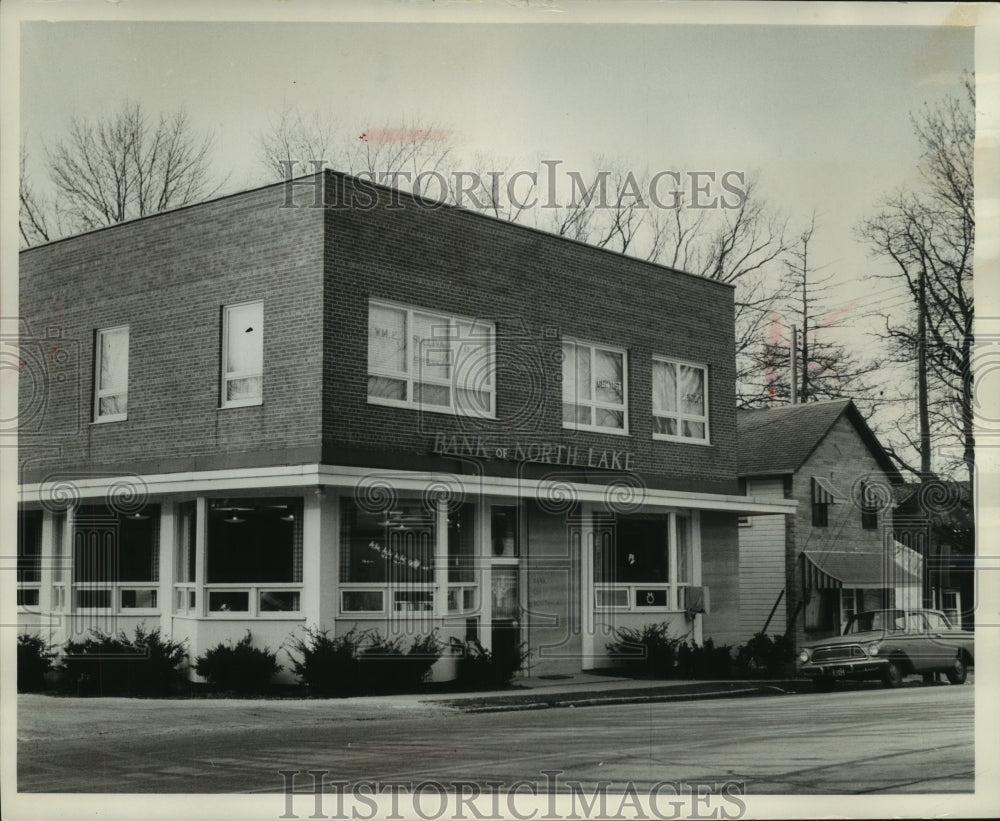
[736,399,919,647]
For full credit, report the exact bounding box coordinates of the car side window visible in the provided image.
[924,612,949,630]
[907,613,929,633]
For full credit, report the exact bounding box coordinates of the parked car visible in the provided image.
[797,608,974,690]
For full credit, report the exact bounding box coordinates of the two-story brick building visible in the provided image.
[16,170,794,679]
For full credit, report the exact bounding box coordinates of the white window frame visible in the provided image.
[593,512,695,612]
[93,325,129,422]
[651,355,710,444]
[220,300,263,409]
[367,299,496,419]
[561,338,629,435]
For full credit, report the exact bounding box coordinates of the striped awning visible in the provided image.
[802,550,922,591]
[812,476,840,504]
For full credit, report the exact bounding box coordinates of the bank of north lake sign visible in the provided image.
[432,434,635,470]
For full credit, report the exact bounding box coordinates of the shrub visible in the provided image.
[358,630,442,694]
[606,623,682,678]
[194,632,281,694]
[455,638,529,689]
[675,638,733,679]
[287,626,364,697]
[18,633,57,692]
[734,632,795,677]
[61,625,187,697]
[287,627,442,697]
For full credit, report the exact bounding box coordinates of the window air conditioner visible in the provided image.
[683,585,710,616]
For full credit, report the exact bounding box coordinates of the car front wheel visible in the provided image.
[882,660,904,688]
[945,656,968,685]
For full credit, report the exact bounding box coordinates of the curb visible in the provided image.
[448,683,803,713]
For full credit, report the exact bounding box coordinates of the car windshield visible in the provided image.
[845,610,905,634]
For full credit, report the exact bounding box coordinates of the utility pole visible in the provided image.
[790,325,798,405]
[800,244,809,403]
[917,264,931,477]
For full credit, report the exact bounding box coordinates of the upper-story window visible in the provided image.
[859,480,879,530]
[221,301,263,407]
[94,326,129,422]
[367,300,495,418]
[652,357,709,443]
[812,477,837,527]
[562,339,627,433]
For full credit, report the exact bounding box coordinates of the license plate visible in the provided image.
[830,667,846,677]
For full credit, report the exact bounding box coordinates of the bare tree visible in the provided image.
[19,144,55,248]
[257,105,344,181]
[43,100,223,233]
[857,76,974,482]
[541,166,791,407]
[449,152,538,223]
[757,214,882,407]
[258,106,457,203]
[678,176,791,407]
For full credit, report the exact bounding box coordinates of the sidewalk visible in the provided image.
[423,671,812,712]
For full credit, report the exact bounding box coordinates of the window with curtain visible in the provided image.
[221,301,263,407]
[94,326,129,421]
[562,339,627,432]
[652,357,708,443]
[367,299,494,418]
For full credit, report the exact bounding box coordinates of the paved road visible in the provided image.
[17,682,973,796]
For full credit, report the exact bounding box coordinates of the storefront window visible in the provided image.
[17,511,42,585]
[490,506,519,557]
[339,498,434,584]
[206,499,301,583]
[595,517,668,584]
[448,503,475,582]
[73,506,160,583]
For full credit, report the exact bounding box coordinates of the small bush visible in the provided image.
[607,623,682,678]
[287,626,364,697]
[734,632,794,677]
[358,630,442,694]
[675,638,733,679]
[287,627,442,697]
[455,638,528,689]
[194,632,281,694]
[18,633,57,692]
[61,625,187,697]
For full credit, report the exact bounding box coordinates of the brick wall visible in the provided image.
[20,171,740,495]
[19,183,326,483]
[321,172,739,494]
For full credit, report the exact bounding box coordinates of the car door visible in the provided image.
[924,610,970,663]
[905,611,952,671]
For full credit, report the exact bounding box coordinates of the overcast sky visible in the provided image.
[19,19,972,323]
[10,6,984,461]
[4,5,1000,818]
